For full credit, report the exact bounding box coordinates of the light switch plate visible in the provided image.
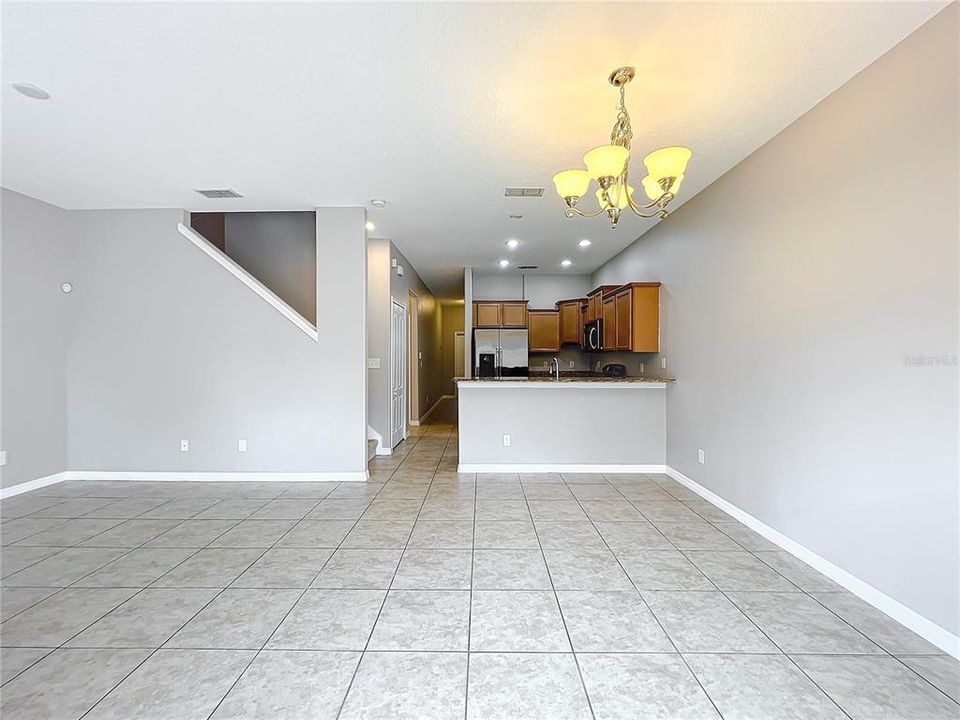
[180,440,190,453]
[0,450,7,466]
[238,439,248,453]
[367,358,381,369]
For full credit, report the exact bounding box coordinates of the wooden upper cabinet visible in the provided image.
[473,301,528,328]
[613,282,660,352]
[557,299,584,345]
[501,302,528,327]
[602,296,616,350]
[615,290,632,350]
[528,310,560,352]
[474,302,501,327]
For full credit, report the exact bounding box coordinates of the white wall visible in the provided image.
[593,6,958,637]
[0,189,69,488]
[64,206,368,475]
[223,211,317,324]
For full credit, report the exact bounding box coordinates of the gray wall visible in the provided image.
[440,302,465,396]
[223,211,317,325]
[593,6,958,634]
[366,238,391,448]
[0,189,69,488]
[65,207,367,474]
[390,243,443,418]
[458,385,665,465]
[472,273,591,308]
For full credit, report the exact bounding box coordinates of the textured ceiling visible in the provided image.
[1,2,946,297]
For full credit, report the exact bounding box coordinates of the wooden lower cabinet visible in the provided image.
[528,310,560,352]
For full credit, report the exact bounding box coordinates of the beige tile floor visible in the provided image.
[1,420,957,719]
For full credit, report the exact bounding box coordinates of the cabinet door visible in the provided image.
[558,301,581,345]
[475,302,501,327]
[631,286,660,352]
[615,290,632,350]
[602,297,616,351]
[501,302,528,327]
[528,311,560,352]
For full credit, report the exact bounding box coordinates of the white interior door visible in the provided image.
[390,299,407,447]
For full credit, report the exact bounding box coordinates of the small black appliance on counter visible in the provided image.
[602,363,627,378]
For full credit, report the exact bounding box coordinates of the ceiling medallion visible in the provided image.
[553,66,692,228]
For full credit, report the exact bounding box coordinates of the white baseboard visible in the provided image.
[1,471,70,499]
[458,463,667,474]
[418,394,454,424]
[66,470,370,483]
[664,465,960,659]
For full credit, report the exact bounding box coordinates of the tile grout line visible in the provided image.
[463,435,478,720]
[332,430,436,720]
[562,472,726,720]
[523,474,597,720]
[74,485,333,720]
[202,484,376,720]
[638,473,856,720]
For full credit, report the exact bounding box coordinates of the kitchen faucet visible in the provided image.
[550,356,560,380]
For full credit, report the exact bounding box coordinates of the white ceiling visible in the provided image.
[1,2,946,298]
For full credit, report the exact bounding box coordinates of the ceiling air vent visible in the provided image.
[194,188,243,199]
[517,265,539,271]
[504,187,545,198]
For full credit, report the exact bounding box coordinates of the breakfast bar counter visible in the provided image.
[456,376,672,472]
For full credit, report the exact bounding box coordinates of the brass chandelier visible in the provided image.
[553,66,691,228]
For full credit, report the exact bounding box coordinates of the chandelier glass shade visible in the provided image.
[552,67,692,228]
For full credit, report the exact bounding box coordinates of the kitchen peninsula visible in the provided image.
[457,374,673,472]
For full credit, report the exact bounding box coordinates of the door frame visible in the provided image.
[390,298,408,447]
[407,290,419,428]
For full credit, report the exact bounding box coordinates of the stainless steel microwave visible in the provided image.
[584,319,603,352]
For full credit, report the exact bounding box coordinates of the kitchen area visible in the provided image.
[457,272,674,472]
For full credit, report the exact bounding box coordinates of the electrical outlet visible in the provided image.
[640,362,644,374]
[502,434,511,447]
[367,358,381,369]
[568,360,574,368]
[661,357,667,369]
[180,440,190,453]
[698,448,705,464]
[0,450,7,466]
[238,439,248,453]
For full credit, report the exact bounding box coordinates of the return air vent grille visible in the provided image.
[194,188,243,199]
[517,265,539,270]
[504,187,545,197]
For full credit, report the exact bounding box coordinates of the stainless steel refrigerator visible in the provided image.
[473,328,529,378]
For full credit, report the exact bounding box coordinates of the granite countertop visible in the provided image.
[458,373,675,384]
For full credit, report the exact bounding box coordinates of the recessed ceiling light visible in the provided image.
[12,82,50,100]
[365,221,375,231]
[498,259,510,268]
[578,239,592,248]
[505,239,520,249]
[370,199,387,208]
[561,259,573,268]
